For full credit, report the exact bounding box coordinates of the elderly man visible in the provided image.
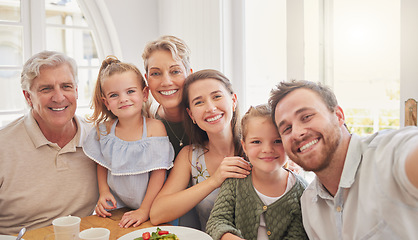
[0,51,98,235]
[269,80,418,240]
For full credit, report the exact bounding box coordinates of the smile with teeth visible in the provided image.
[299,139,319,152]
[206,114,222,122]
[160,89,178,96]
[51,107,66,111]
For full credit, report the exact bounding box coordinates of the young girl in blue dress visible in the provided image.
[83,56,174,228]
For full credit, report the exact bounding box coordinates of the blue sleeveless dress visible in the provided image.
[83,117,174,209]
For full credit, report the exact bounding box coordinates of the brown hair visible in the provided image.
[268,80,338,124]
[182,69,244,157]
[88,56,150,134]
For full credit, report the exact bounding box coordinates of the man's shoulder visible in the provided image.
[0,115,26,137]
[74,115,93,132]
[363,126,418,149]
[300,177,320,201]
[74,115,94,145]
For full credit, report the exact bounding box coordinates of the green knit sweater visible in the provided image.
[206,172,308,240]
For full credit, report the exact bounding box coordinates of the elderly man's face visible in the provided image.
[23,64,78,131]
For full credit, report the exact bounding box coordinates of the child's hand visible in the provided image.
[119,208,149,228]
[95,192,117,217]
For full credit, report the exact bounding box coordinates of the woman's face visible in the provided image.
[186,78,237,135]
[146,50,190,111]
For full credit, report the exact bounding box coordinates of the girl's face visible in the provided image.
[242,116,286,174]
[102,71,148,120]
[186,78,237,134]
[146,50,190,111]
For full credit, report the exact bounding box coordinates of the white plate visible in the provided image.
[0,235,24,240]
[117,226,212,240]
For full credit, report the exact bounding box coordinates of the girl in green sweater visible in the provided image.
[206,104,308,240]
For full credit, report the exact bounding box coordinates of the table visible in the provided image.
[23,208,168,240]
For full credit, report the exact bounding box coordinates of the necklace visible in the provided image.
[164,119,186,147]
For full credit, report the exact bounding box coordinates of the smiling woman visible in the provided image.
[149,69,251,231]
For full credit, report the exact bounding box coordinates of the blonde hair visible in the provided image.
[88,56,150,134]
[142,35,191,74]
[241,104,274,141]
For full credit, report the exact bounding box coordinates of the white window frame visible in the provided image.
[0,0,120,125]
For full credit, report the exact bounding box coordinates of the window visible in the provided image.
[0,0,25,125]
[244,0,400,136]
[44,0,100,118]
[0,0,104,126]
[307,0,400,135]
[244,0,287,110]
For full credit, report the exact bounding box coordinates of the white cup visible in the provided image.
[79,228,110,240]
[44,233,77,240]
[52,215,81,240]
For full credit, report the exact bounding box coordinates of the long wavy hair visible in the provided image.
[182,69,244,157]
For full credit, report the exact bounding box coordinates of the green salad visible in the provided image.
[134,227,179,240]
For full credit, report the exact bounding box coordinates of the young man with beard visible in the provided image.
[269,80,418,240]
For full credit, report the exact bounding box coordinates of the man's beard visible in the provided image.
[292,124,342,172]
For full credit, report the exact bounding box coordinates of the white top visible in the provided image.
[254,172,296,240]
[301,127,418,240]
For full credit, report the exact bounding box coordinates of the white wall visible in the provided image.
[100,0,159,70]
[98,0,418,126]
[98,0,229,77]
[401,0,418,127]
[98,0,246,110]
[156,0,222,72]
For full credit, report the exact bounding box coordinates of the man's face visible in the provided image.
[23,64,78,131]
[274,88,344,172]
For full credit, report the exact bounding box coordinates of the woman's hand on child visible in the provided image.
[95,192,117,217]
[119,208,149,228]
[211,156,251,188]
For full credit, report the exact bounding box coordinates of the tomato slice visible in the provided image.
[158,230,169,235]
[142,232,151,240]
